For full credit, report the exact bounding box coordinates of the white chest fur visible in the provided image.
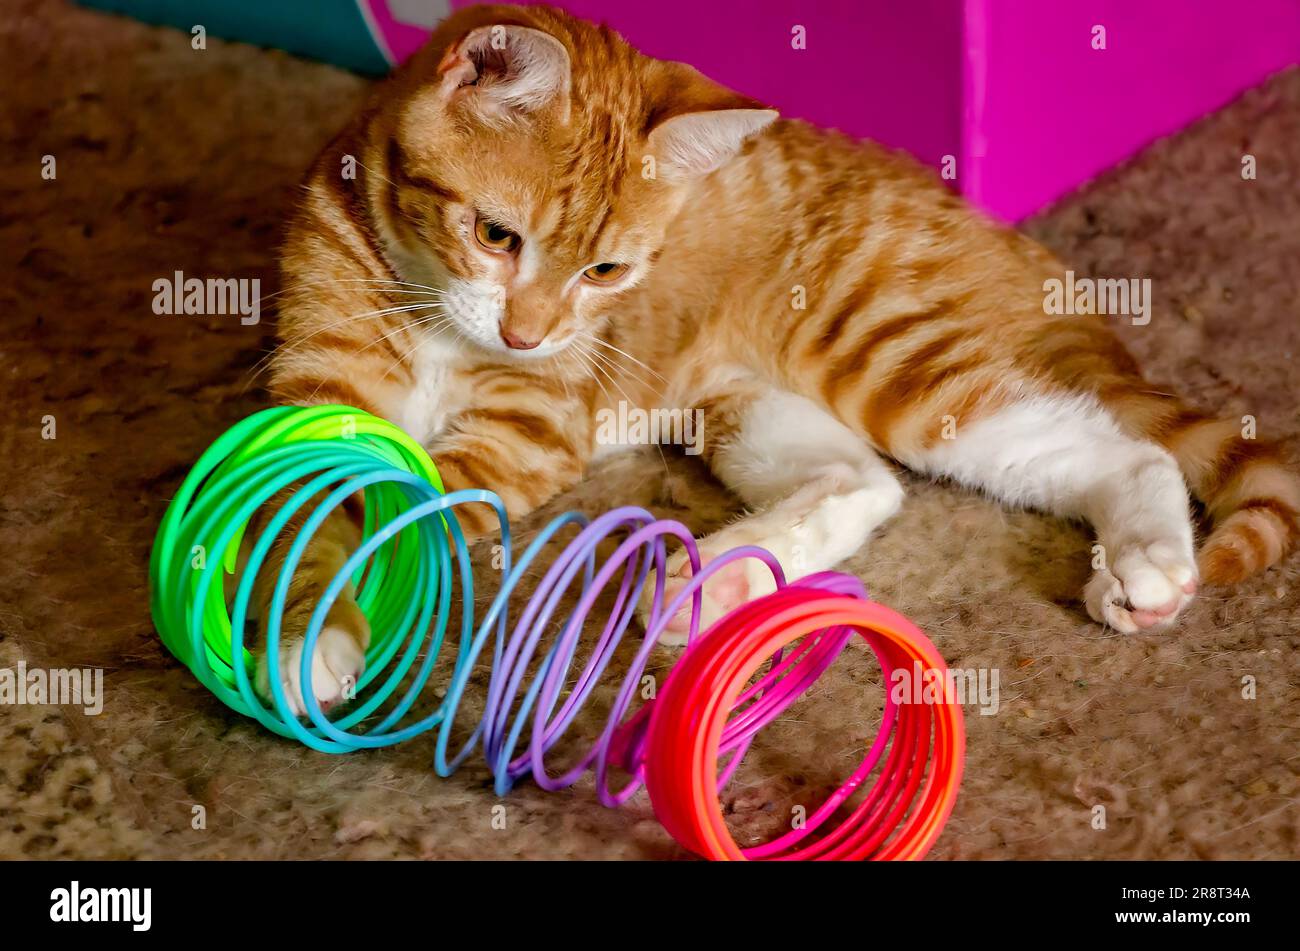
[397,340,466,446]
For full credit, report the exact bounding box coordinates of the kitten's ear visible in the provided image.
[647,64,778,180]
[437,24,571,119]
[649,109,778,178]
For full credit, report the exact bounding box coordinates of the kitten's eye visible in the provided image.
[474,217,520,253]
[583,262,628,284]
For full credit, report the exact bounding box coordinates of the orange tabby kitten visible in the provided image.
[258,4,1297,714]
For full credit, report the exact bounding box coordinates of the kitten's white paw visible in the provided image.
[256,625,366,717]
[1085,539,1197,634]
[639,547,777,647]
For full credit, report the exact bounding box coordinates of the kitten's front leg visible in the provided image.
[428,401,593,538]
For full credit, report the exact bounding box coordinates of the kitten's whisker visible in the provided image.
[247,299,444,373]
[585,335,667,384]
[250,297,444,376]
[573,343,613,408]
[558,347,592,405]
[354,309,451,358]
[579,342,671,476]
[579,334,665,398]
[297,332,428,405]
[350,158,403,194]
[261,277,447,305]
[370,315,462,391]
[552,348,576,403]
[584,343,658,404]
[244,301,446,390]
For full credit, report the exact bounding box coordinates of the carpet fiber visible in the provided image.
[2,0,1297,859]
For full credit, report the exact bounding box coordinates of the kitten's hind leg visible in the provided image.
[914,393,1198,633]
[647,380,904,644]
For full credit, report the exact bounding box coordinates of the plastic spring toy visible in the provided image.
[150,405,965,860]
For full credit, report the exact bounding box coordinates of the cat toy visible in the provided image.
[150,404,964,860]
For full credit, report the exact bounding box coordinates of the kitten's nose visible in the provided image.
[500,328,540,350]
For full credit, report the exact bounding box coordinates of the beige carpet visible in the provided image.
[2,0,1297,860]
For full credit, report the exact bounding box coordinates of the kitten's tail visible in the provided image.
[1117,398,1300,585]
